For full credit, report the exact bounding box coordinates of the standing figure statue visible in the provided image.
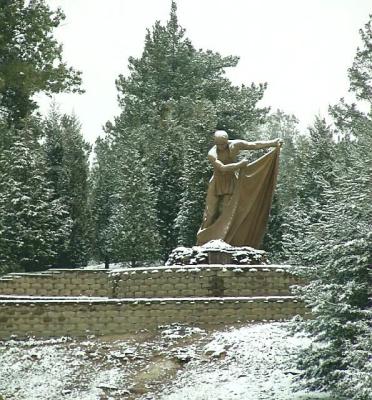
[197,130,282,248]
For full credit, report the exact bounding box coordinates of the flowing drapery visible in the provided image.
[197,147,280,248]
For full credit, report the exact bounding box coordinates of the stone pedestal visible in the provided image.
[166,239,267,266]
[207,250,232,265]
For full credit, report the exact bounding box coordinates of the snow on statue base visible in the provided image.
[166,239,268,266]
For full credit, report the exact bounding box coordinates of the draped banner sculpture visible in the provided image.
[197,130,282,249]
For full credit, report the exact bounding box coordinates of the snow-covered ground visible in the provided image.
[0,323,329,400]
[155,323,329,400]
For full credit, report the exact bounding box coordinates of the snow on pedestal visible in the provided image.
[166,239,268,266]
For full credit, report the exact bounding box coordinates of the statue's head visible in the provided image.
[214,130,229,150]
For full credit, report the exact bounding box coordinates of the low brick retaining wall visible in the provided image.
[0,270,110,297]
[0,265,301,298]
[0,296,306,339]
[0,265,306,338]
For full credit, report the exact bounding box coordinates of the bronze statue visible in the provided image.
[197,130,282,249]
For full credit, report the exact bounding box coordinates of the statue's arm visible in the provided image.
[233,138,282,151]
[208,153,246,172]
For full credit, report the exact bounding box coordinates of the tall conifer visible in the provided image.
[43,109,91,268]
[0,130,71,273]
[285,15,372,399]
[105,1,268,259]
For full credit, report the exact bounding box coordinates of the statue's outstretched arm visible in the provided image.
[233,138,282,151]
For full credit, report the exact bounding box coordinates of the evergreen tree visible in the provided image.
[0,0,83,273]
[61,115,91,267]
[107,1,268,259]
[280,117,335,249]
[43,109,91,268]
[0,0,82,125]
[349,15,372,103]
[286,15,372,400]
[286,140,371,399]
[43,107,67,200]
[259,110,302,257]
[258,110,300,205]
[176,99,217,246]
[89,136,117,268]
[109,131,160,267]
[0,129,71,273]
[302,117,335,206]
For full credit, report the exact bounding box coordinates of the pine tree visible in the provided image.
[0,0,82,125]
[107,1,268,259]
[286,143,371,399]
[0,129,71,273]
[285,15,372,400]
[259,110,302,258]
[281,117,336,245]
[176,99,217,246]
[89,136,117,268]
[109,132,160,267]
[349,15,372,103]
[303,117,335,206]
[43,109,91,268]
[43,107,68,200]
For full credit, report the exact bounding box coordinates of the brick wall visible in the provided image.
[0,297,306,339]
[0,265,306,338]
[0,270,110,297]
[0,265,301,298]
